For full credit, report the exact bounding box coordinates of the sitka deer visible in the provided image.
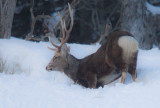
[46,4,138,88]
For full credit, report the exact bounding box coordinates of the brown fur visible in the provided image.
[46,31,138,88]
[76,31,138,88]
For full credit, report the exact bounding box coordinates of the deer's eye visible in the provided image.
[54,56,59,59]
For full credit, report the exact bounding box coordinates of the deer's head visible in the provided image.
[46,4,73,72]
[46,44,70,71]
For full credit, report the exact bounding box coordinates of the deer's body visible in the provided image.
[76,31,138,88]
[47,44,121,88]
[47,31,138,88]
[46,4,138,88]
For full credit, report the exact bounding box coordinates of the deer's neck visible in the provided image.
[64,54,80,82]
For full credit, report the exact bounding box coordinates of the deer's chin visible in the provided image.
[46,68,64,72]
[46,69,52,72]
[46,68,56,72]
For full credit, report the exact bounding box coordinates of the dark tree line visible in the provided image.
[0,0,160,50]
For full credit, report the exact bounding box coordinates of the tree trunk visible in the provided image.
[0,0,17,39]
[118,0,153,49]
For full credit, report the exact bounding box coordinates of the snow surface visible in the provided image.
[146,2,160,15]
[0,38,160,108]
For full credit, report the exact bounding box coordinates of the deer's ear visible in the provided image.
[61,44,70,57]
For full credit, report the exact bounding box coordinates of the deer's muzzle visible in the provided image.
[46,66,52,71]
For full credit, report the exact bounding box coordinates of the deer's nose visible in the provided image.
[46,66,52,71]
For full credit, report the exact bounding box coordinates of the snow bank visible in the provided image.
[0,38,160,108]
[146,2,160,15]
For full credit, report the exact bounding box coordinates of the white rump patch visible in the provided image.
[118,36,138,63]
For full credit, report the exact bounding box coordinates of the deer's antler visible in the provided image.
[48,3,74,52]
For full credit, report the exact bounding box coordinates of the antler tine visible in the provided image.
[95,19,112,44]
[47,35,59,50]
[59,3,74,48]
[47,3,74,52]
[58,12,65,42]
[66,3,74,33]
[47,37,59,51]
[50,41,59,48]
[47,46,57,51]
[48,12,66,51]
[103,24,110,36]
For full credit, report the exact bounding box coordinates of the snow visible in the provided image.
[146,2,160,15]
[0,37,160,108]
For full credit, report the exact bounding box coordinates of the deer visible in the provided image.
[46,4,138,88]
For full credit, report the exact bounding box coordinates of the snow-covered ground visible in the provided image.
[0,37,160,108]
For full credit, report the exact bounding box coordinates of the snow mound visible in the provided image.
[0,38,160,108]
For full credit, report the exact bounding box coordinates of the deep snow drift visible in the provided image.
[0,37,160,108]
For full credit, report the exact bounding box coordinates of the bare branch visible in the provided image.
[25,0,79,41]
[25,6,57,40]
[27,35,48,41]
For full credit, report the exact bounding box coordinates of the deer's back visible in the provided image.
[105,31,138,69]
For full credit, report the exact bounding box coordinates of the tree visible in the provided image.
[117,0,153,49]
[0,0,17,38]
[70,0,120,43]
